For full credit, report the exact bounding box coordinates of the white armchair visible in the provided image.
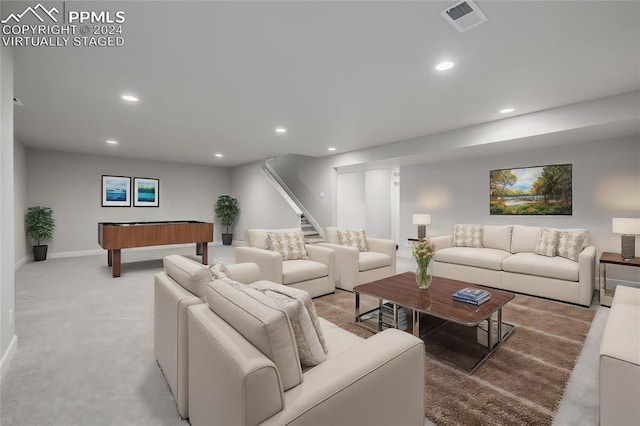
[235,228,335,298]
[318,227,396,292]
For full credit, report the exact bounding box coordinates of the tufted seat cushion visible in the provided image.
[282,260,329,285]
[434,247,512,271]
[502,252,579,281]
[359,251,392,272]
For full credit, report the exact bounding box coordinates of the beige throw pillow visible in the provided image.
[557,231,588,262]
[208,259,230,279]
[534,228,561,257]
[453,224,483,248]
[268,231,309,260]
[337,229,370,251]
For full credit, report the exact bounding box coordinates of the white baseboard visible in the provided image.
[14,256,28,270]
[0,335,18,381]
[599,277,640,290]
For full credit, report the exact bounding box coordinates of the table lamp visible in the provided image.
[412,214,431,239]
[612,218,640,261]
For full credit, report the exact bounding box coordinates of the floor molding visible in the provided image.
[0,334,18,381]
[14,256,28,270]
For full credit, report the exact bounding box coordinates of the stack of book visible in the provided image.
[372,302,411,330]
[452,287,491,305]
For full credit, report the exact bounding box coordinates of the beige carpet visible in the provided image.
[314,290,596,426]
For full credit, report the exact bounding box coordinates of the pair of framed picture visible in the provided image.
[101,175,159,207]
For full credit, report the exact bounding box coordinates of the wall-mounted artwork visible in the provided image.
[133,177,159,207]
[490,164,572,215]
[102,175,131,207]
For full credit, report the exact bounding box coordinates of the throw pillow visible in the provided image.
[453,224,483,248]
[208,259,230,279]
[557,230,588,262]
[337,229,370,252]
[534,228,561,257]
[268,231,309,260]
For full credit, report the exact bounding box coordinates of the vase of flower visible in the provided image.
[412,239,436,290]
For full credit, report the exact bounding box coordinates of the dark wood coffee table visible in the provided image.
[353,272,515,373]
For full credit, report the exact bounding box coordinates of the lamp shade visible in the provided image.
[412,214,431,225]
[612,218,640,235]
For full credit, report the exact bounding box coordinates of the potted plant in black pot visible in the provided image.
[25,206,55,261]
[215,195,239,245]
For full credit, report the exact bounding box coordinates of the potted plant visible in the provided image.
[215,195,239,245]
[25,206,55,261]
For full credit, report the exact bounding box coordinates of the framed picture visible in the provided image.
[490,164,572,215]
[101,175,131,207]
[133,177,159,207]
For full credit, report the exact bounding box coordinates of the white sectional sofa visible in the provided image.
[431,225,596,306]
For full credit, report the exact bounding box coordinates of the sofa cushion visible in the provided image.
[247,228,301,250]
[557,230,588,261]
[534,228,561,257]
[359,251,392,272]
[337,228,370,252]
[268,231,309,260]
[282,260,329,285]
[482,225,513,252]
[163,254,212,301]
[206,280,303,391]
[502,253,579,281]
[434,247,512,271]
[511,225,542,254]
[453,224,483,248]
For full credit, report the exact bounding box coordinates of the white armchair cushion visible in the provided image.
[453,224,483,248]
[337,228,370,251]
[534,228,561,257]
[359,251,392,272]
[268,231,309,260]
[282,260,328,285]
[206,280,303,391]
[163,254,212,301]
[482,225,513,252]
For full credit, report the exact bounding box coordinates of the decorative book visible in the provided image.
[452,287,491,305]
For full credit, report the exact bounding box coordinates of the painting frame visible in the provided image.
[133,177,160,207]
[490,164,572,216]
[101,175,131,207]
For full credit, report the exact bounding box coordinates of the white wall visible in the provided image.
[13,139,27,265]
[230,161,300,242]
[25,149,230,256]
[336,172,365,229]
[400,137,640,284]
[1,42,17,375]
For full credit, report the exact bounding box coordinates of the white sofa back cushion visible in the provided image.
[163,254,212,301]
[207,280,303,391]
[247,228,302,250]
[510,225,542,254]
[482,225,513,252]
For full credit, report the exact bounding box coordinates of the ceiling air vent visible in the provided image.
[13,97,23,107]
[441,0,488,33]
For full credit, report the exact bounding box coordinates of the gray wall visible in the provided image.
[1,43,16,369]
[400,137,640,283]
[25,149,230,256]
[14,140,27,264]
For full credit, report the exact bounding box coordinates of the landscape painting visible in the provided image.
[102,175,131,207]
[490,164,572,215]
[134,177,159,207]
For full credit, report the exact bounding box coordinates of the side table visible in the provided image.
[599,251,640,307]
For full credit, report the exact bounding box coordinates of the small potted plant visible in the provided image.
[25,206,55,261]
[215,195,239,245]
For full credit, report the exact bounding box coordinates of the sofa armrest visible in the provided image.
[305,244,336,286]
[367,238,397,276]
[235,247,283,284]
[430,235,452,251]
[226,262,261,284]
[261,329,425,426]
[578,245,596,306]
[317,242,359,291]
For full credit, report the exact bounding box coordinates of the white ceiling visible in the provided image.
[11,0,640,167]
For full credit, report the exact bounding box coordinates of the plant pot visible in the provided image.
[33,245,48,261]
[222,234,233,246]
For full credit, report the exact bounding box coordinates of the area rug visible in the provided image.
[313,290,596,426]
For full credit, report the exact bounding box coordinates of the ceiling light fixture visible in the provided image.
[121,94,139,102]
[500,108,515,114]
[275,127,287,133]
[106,140,118,145]
[435,61,455,71]
[328,147,336,151]
[214,153,223,158]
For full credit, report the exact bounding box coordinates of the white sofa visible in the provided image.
[187,278,425,426]
[430,225,596,306]
[599,285,640,426]
[317,227,396,291]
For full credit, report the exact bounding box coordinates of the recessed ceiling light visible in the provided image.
[275,127,287,133]
[106,140,118,145]
[214,153,223,158]
[328,147,336,151]
[435,61,455,71]
[121,94,139,102]
[500,108,515,114]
